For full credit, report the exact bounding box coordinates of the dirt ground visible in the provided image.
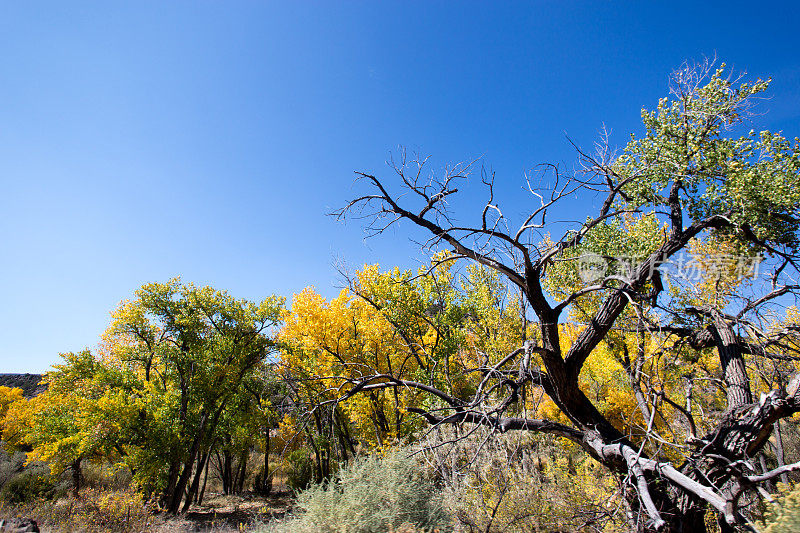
[155,491,294,532]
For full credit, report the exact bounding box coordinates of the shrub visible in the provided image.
[416,427,628,533]
[758,484,800,533]
[0,448,27,489]
[78,488,154,532]
[265,451,450,533]
[81,461,133,490]
[0,471,57,504]
[285,449,315,492]
[0,488,155,533]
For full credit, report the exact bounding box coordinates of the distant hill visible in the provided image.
[0,373,46,398]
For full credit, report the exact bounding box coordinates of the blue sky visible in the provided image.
[1,1,799,372]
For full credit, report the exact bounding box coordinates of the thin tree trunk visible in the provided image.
[183,450,211,512]
[773,420,791,486]
[235,451,248,494]
[262,424,271,494]
[304,428,323,483]
[222,450,233,494]
[198,457,210,506]
[71,458,82,498]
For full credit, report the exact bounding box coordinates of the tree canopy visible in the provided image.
[2,279,284,513]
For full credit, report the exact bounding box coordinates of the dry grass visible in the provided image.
[0,446,299,532]
[0,488,156,533]
[0,489,294,532]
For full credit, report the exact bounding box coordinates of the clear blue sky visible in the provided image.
[1,1,799,372]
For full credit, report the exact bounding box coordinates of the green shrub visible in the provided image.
[0,471,57,503]
[285,449,315,492]
[265,451,450,533]
[0,448,27,489]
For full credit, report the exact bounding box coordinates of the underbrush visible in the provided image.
[263,451,451,533]
[0,487,156,533]
[284,449,316,493]
[0,449,69,506]
[262,428,634,533]
[0,446,289,532]
[757,483,800,533]
[416,427,628,532]
[0,470,58,504]
[0,448,27,488]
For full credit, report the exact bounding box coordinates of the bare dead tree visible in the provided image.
[327,60,800,532]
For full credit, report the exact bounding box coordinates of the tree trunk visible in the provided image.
[167,411,209,514]
[304,428,324,483]
[162,460,180,508]
[71,458,82,498]
[221,450,233,494]
[235,451,248,494]
[183,450,211,513]
[710,311,752,408]
[198,457,210,506]
[257,424,272,495]
[773,420,790,485]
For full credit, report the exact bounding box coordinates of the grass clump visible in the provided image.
[266,451,450,533]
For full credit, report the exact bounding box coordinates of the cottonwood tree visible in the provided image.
[334,61,800,531]
[279,258,522,468]
[1,351,107,497]
[5,280,284,513]
[102,279,284,513]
